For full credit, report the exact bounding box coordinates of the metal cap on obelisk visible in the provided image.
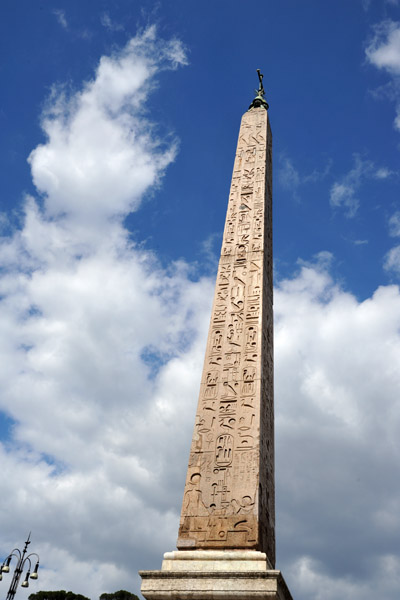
[249,69,269,110]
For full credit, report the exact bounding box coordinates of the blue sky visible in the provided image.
[0,2,400,600]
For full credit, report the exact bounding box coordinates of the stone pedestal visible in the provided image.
[139,550,293,600]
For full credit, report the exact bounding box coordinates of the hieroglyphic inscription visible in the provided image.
[177,106,275,566]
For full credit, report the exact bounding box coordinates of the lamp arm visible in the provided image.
[26,553,40,562]
[21,558,32,571]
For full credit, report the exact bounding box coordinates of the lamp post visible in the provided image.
[0,534,40,600]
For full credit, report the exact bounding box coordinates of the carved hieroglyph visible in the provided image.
[177,106,275,567]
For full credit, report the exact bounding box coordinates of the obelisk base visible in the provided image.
[139,550,293,600]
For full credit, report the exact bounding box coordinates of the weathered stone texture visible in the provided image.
[139,551,293,600]
[177,106,275,567]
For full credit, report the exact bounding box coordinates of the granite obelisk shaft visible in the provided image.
[177,105,275,567]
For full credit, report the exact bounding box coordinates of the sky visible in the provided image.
[0,1,400,599]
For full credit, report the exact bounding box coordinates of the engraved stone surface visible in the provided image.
[177,106,275,567]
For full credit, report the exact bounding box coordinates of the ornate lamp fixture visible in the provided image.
[0,534,40,600]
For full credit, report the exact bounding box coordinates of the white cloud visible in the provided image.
[329,155,372,217]
[5,228,399,600]
[384,244,400,273]
[361,0,372,12]
[366,20,400,131]
[278,156,301,192]
[28,26,186,228]
[275,260,400,599]
[278,155,331,200]
[375,166,395,179]
[286,554,400,600]
[385,212,400,273]
[101,12,124,32]
[0,26,202,600]
[53,9,68,30]
[330,181,360,217]
[366,20,400,75]
[394,107,400,130]
[388,210,400,236]
[329,154,391,217]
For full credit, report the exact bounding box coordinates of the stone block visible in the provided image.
[140,550,293,600]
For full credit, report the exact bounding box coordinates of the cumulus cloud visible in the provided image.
[275,259,400,599]
[28,28,187,227]
[366,20,400,131]
[366,20,400,75]
[0,26,205,600]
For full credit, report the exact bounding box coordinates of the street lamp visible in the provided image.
[0,534,40,600]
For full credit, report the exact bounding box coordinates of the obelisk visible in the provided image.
[177,72,274,563]
[140,72,293,600]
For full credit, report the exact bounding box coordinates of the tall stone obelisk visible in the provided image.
[140,73,293,600]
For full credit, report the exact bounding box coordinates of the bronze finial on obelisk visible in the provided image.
[140,72,293,600]
[249,69,269,110]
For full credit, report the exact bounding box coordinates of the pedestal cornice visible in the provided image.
[140,550,293,600]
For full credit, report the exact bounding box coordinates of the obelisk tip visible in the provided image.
[249,68,269,110]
